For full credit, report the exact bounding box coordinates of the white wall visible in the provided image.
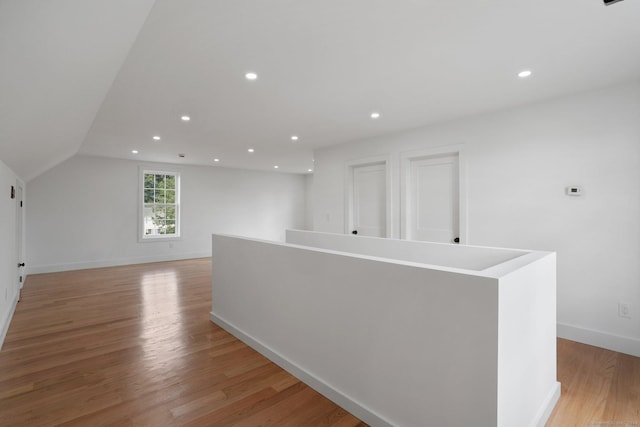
[0,159,21,347]
[312,82,640,356]
[27,155,306,273]
[211,233,558,427]
[304,174,314,230]
[286,229,527,271]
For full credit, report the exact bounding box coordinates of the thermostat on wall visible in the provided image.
[566,186,583,196]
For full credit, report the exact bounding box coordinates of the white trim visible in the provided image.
[531,382,561,427]
[557,322,640,358]
[0,293,19,351]
[15,178,25,294]
[210,311,395,427]
[27,253,210,275]
[399,144,468,244]
[344,155,393,238]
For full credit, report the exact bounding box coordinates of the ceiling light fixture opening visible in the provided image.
[248,148,255,153]
[274,165,279,169]
[518,70,532,78]
[214,158,220,162]
[370,112,381,119]
[181,115,191,121]
[245,72,258,80]
[291,135,299,141]
[153,136,161,141]
[131,150,139,154]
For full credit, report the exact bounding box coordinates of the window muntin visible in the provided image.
[142,170,180,239]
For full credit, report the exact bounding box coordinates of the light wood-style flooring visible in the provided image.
[0,259,365,426]
[547,339,640,426]
[0,258,638,426]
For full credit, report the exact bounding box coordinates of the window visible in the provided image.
[141,169,180,240]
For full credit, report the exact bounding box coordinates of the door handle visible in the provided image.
[18,263,25,267]
[352,230,358,235]
[453,237,460,244]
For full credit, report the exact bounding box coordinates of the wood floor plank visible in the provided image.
[546,339,640,426]
[1,258,638,426]
[600,352,640,422]
[0,259,368,426]
[228,385,321,427]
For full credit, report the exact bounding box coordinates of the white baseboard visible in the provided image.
[0,294,19,351]
[557,322,640,358]
[532,381,561,427]
[212,311,562,427]
[210,311,394,427]
[28,252,211,274]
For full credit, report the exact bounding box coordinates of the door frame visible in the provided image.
[345,155,393,238]
[15,179,25,296]
[400,145,467,243]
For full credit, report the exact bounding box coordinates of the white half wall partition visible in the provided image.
[210,230,559,427]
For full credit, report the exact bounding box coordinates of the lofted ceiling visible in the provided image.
[1,0,639,181]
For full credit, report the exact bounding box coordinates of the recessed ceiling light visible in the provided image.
[370,112,381,119]
[308,169,313,172]
[131,150,139,154]
[153,136,161,141]
[248,148,255,153]
[181,115,191,121]
[245,72,258,80]
[518,70,532,78]
[213,158,220,162]
[291,135,299,141]
[274,165,279,169]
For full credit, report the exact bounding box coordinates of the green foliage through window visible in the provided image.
[142,171,179,238]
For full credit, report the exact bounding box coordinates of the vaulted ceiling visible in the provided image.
[1,0,639,181]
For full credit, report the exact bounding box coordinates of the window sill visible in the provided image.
[138,236,183,243]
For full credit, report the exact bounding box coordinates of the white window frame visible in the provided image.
[139,167,181,242]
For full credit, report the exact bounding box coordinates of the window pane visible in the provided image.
[154,189,166,203]
[144,189,154,203]
[165,175,175,189]
[166,206,176,220]
[155,174,166,189]
[165,189,175,203]
[153,206,166,220]
[143,205,157,235]
[166,222,176,234]
[144,174,155,189]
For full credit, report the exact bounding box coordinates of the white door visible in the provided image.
[406,154,459,243]
[16,184,24,298]
[351,163,386,237]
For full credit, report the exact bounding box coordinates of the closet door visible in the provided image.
[350,162,386,237]
[406,154,459,243]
